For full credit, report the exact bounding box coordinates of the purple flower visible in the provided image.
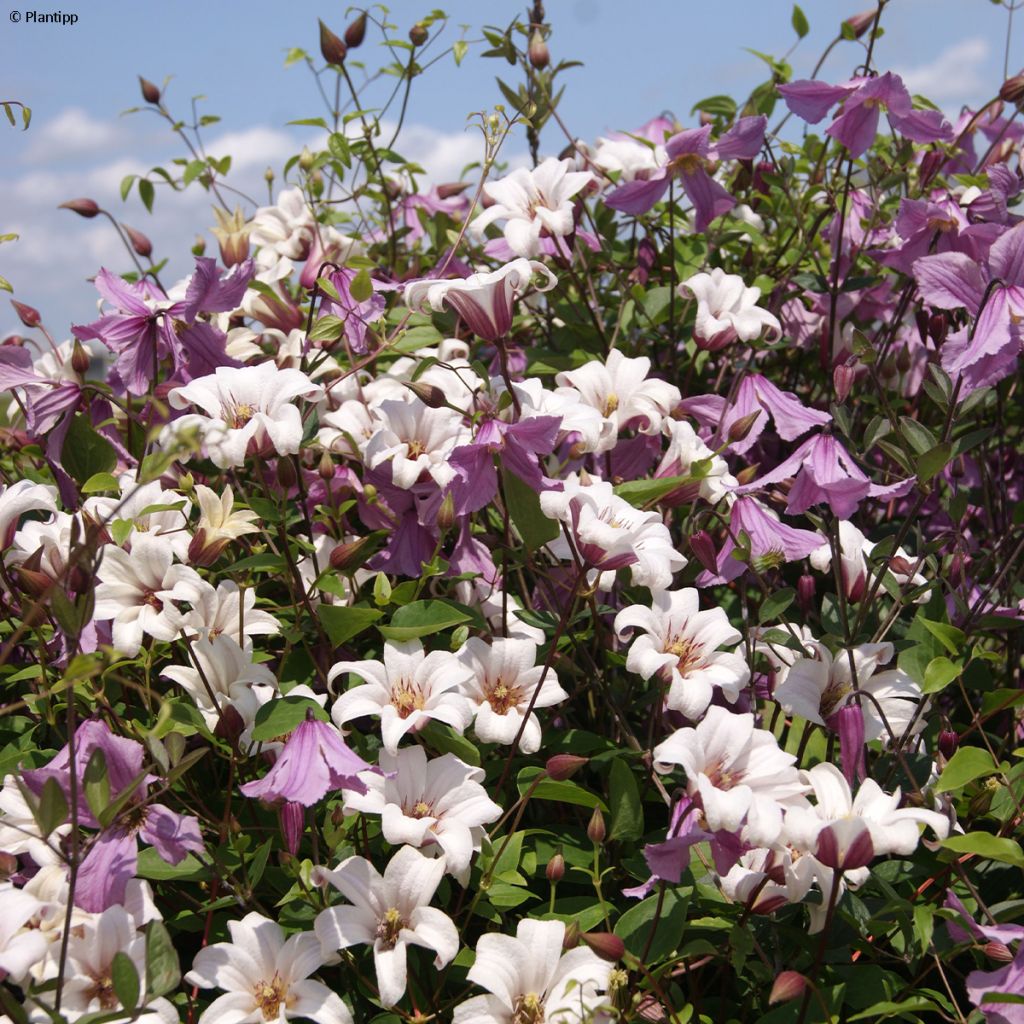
[605,116,766,230]
[966,948,1024,1024]
[318,265,387,355]
[778,72,953,159]
[240,716,374,807]
[914,221,1024,393]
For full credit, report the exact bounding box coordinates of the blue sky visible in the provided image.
[0,0,1019,337]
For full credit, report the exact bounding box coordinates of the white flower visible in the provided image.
[614,588,749,719]
[540,475,687,591]
[458,637,567,752]
[653,706,809,848]
[0,480,57,549]
[314,846,458,1007]
[342,747,501,883]
[188,484,260,564]
[362,398,469,489]
[250,187,316,263]
[555,350,681,452]
[0,776,68,867]
[751,623,818,691]
[470,158,593,258]
[93,535,205,656]
[179,580,280,645]
[774,642,926,743]
[654,419,737,506]
[166,362,323,469]
[330,641,473,754]
[84,476,192,560]
[453,918,612,1024]
[161,634,277,729]
[592,136,667,182]
[678,268,781,350]
[0,886,48,984]
[185,911,351,1024]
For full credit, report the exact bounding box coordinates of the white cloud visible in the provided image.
[897,38,989,106]
[22,107,130,164]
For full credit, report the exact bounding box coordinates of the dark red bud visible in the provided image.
[689,530,719,575]
[435,180,472,200]
[545,753,588,780]
[999,72,1024,109]
[319,449,335,481]
[545,853,565,883]
[914,308,930,344]
[139,76,161,104]
[843,8,878,38]
[984,940,1014,963]
[797,573,816,613]
[71,340,91,375]
[319,20,347,65]
[345,11,367,49]
[728,410,762,444]
[10,300,40,328]
[276,457,297,490]
[834,362,856,403]
[59,197,100,218]
[528,29,550,69]
[587,806,606,845]
[769,971,808,1004]
[405,381,447,408]
[938,729,959,760]
[928,312,948,345]
[562,920,580,949]
[580,932,625,961]
[123,224,152,258]
[408,22,428,46]
[918,149,945,189]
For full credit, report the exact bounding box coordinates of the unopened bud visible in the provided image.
[123,224,152,258]
[545,852,565,883]
[984,940,1015,963]
[319,449,335,481]
[528,29,550,69]
[436,181,472,200]
[797,573,816,613]
[938,729,959,760]
[914,308,930,344]
[299,146,316,172]
[363,483,378,503]
[735,464,760,486]
[329,536,376,574]
[59,197,100,218]
[562,921,580,950]
[71,340,91,375]
[929,312,948,345]
[319,19,347,65]
[769,971,808,1004]
[999,72,1024,109]
[546,753,588,780]
[833,361,856,402]
[345,11,368,48]
[264,167,275,184]
[280,801,304,855]
[843,8,878,38]
[918,149,945,189]
[896,345,912,373]
[13,557,51,599]
[405,381,447,408]
[689,530,719,575]
[587,806,606,845]
[276,456,297,490]
[409,22,428,46]
[699,110,714,127]
[434,492,456,533]
[10,300,40,328]
[580,932,625,962]
[192,235,206,257]
[139,76,162,104]
[727,410,762,444]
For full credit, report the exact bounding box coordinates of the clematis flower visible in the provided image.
[187,484,260,566]
[185,912,351,1024]
[84,475,193,560]
[179,579,280,644]
[591,116,674,182]
[457,637,567,752]
[738,432,914,518]
[653,706,809,849]
[604,116,766,230]
[0,480,57,550]
[240,716,373,807]
[614,588,749,719]
[0,888,48,983]
[404,258,557,342]
[966,948,1024,1024]
[250,187,317,267]
[470,157,593,259]
[678,268,781,351]
[778,72,953,159]
[555,349,681,452]
[913,221,1024,393]
[93,534,205,656]
[317,265,387,355]
[453,918,612,1024]
[165,362,323,469]
[330,640,473,754]
[341,747,501,883]
[314,846,458,1007]
[540,474,687,591]
[653,419,737,507]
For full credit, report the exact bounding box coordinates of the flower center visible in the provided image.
[406,439,427,458]
[512,992,545,1024]
[602,393,619,417]
[142,589,164,611]
[86,973,119,1011]
[253,973,290,1022]
[665,635,704,676]
[391,679,425,718]
[486,679,521,715]
[411,800,434,818]
[704,759,742,791]
[225,402,257,429]
[376,907,405,950]
[751,547,786,572]
[670,152,713,176]
[820,679,853,719]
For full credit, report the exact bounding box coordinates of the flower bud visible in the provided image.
[329,536,376,574]
[689,530,719,575]
[437,492,457,533]
[123,224,152,258]
[528,29,550,69]
[10,300,40,328]
[546,852,565,883]
[735,464,760,486]
[587,806,606,845]
[299,147,316,172]
[319,19,347,65]
[562,921,580,950]
[405,380,447,408]
[984,940,1015,963]
[363,483,378,503]
[192,235,207,257]
[319,449,335,481]
[345,11,368,48]
[797,573,816,614]
[727,410,762,444]
[409,22,428,46]
[545,753,588,780]
[436,181,472,200]
[59,197,100,218]
[769,971,808,1004]
[280,801,305,855]
[918,149,945,189]
[580,932,625,962]
[842,8,878,38]
[264,167,275,184]
[938,729,959,760]
[138,76,161,104]
[1000,72,1024,109]
[71,339,91,375]
[629,237,657,286]
[833,362,856,403]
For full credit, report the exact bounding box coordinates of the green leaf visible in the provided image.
[349,269,373,303]
[940,832,1024,868]
[318,604,383,647]
[33,776,68,837]
[922,656,961,694]
[145,920,181,997]
[111,951,140,1010]
[900,417,937,455]
[758,587,795,624]
[848,999,939,1022]
[327,132,351,166]
[419,720,481,766]
[61,414,117,486]
[919,618,965,655]
[935,748,999,792]
[251,696,329,741]
[791,4,809,37]
[504,470,558,550]
[918,442,952,484]
[309,314,345,343]
[138,177,155,212]
[378,599,473,642]
[120,175,136,202]
[613,474,693,507]
[81,472,120,494]
[517,767,608,811]
[608,757,643,841]
[453,39,468,65]
[615,887,690,960]
[137,847,209,881]
[83,747,111,822]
